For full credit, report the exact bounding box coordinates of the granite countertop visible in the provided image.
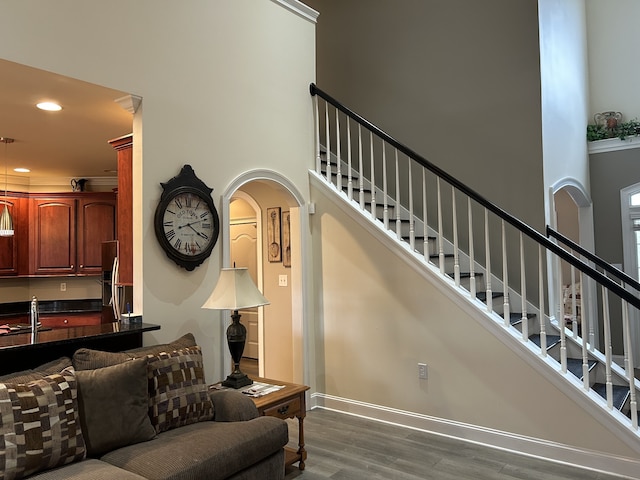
[0,299,102,319]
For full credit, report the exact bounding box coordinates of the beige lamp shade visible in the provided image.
[202,267,269,310]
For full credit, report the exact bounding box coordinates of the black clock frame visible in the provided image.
[153,165,220,271]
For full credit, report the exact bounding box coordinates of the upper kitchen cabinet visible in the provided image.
[28,193,116,276]
[77,194,117,274]
[0,194,28,276]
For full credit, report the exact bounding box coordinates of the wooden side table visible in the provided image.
[249,376,309,470]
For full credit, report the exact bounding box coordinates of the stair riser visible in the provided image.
[455,274,486,293]
[401,237,438,257]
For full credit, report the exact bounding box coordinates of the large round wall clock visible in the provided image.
[154,165,220,271]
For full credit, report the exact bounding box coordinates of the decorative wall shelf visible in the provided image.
[588,136,640,155]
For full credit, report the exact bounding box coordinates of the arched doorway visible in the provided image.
[222,170,310,385]
[550,179,597,348]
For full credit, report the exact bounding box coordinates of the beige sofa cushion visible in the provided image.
[72,333,197,370]
[27,458,147,480]
[75,357,156,457]
[0,367,86,479]
[100,416,288,480]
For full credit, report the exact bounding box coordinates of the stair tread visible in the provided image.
[509,312,535,325]
[476,291,504,302]
[401,235,436,241]
[593,383,630,411]
[566,357,598,380]
[430,253,454,259]
[529,334,561,350]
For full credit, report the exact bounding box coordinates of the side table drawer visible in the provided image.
[263,396,301,419]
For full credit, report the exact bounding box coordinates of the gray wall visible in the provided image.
[306,0,545,229]
[590,148,640,266]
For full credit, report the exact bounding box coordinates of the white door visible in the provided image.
[230,222,259,359]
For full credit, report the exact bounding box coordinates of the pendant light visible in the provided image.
[0,137,15,237]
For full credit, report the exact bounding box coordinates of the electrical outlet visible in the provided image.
[60,282,66,292]
[278,275,288,287]
[418,363,428,380]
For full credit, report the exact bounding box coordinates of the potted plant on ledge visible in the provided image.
[587,111,640,142]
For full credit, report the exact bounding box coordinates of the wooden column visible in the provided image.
[109,134,133,286]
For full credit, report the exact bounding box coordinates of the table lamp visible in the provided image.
[202,267,269,388]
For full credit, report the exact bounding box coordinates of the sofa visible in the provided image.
[0,333,289,480]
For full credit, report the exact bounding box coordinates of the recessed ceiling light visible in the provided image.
[14,167,30,173]
[36,101,62,111]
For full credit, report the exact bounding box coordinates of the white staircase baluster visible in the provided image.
[423,170,429,263]
[586,268,596,352]
[538,245,547,356]
[452,188,460,286]
[358,125,364,210]
[325,102,331,184]
[484,209,492,312]
[520,232,528,340]
[502,220,510,327]
[314,96,321,174]
[622,296,631,377]
[622,301,638,429]
[556,255,567,372]
[382,140,389,229]
[335,109,342,192]
[570,265,578,339]
[468,198,476,298]
[395,149,401,241]
[579,271,590,391]
[408,159,414,252]
[347,119,353,201]
[602,286,614,410]
[437,178,444,274]
[370,132,376,219]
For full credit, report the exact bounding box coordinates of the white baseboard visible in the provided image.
[310,392,640,479]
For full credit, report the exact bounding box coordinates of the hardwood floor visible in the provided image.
[284,409,630,480]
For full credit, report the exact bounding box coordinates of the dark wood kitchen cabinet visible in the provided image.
[29,193,116,276]
[77,195,117,274]
[0,194,28,276]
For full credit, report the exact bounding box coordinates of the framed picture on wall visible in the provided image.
[267,207,282,262]
[282,210,291,268]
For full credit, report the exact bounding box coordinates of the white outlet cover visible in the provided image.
[279,275,288,287]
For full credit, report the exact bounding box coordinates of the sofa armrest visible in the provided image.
[209,389,259,422]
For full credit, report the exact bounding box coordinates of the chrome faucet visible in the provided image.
[30,296,39,344]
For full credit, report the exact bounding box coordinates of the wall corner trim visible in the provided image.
[270,0,319,23]
[588,136,640,154]
[310,394,640,480]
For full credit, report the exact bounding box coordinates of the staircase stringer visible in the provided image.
[310,168,640,452]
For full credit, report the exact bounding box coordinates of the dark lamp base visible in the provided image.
[222,372,253,389]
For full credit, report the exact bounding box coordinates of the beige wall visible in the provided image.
[586,0,640,121]
[239,182,296,382]
[1,277,101,304]
[0,0,316,383]
[311,183,637,458]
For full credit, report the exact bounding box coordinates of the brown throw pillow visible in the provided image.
[0,367,86,479]
[146,345,213,433]
[75,357,156,457]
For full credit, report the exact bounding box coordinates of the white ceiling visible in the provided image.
[0,58,133,182]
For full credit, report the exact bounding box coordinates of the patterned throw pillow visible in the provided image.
[0,368,86,479]
[146,346,213,433]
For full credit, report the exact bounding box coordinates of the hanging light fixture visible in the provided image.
[0,137,15,237]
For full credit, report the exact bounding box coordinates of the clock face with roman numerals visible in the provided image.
[162,192,215,257]
[154,165,220,271]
